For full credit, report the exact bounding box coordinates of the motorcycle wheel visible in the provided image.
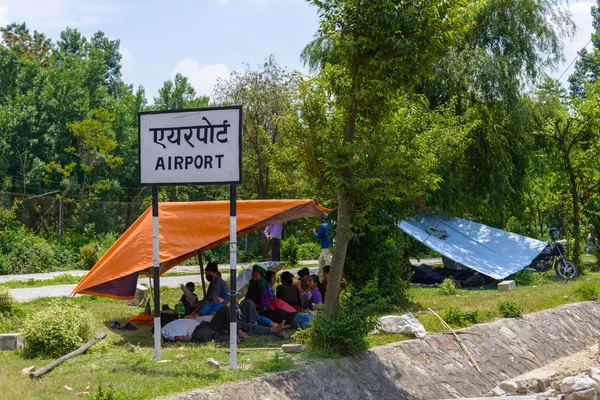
[554,258,578,279]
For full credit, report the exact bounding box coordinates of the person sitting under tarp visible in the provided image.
[403,264,446,285]
[162,303,287,343]
[189,262,229,314]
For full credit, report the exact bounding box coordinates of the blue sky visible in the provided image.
[0,0,595,102]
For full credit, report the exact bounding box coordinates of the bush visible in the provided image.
[93,383,127,400]
[294,282,383,356]
[573,280,600,301]
[498,300,522,318]
[440,278,457,295]
[0,287,16,315]
[507,269,547,286]
[344,203,413,310]
[79,244,99,269]
[443,306,479,327]
[281,236,299,267]
[297,242,321,260]
[22,300,94,358]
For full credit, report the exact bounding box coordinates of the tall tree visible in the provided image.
[569,0,600,98]
[303,0,482,317]
[213,55,300,200]
[152,73,209,111]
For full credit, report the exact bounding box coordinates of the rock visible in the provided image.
[516,379,531,393]
[207,358,220,368]
[21,366,35,374]
[564,388,598,400]
[560,375,597,394]
[500,380,518,393]
[281,344,305,353]
[535,388,558,400]
[532,378,551,393]
[588,367,600,385]
[485,386,507,397]
[0,333,23,350]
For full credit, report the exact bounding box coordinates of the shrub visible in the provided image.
[22,300,94,358]
[440,278,457,296]
[344,202,413,310]
[80,244,99,269]
[0,287,16,315]
[507,269,547,286]
[297,242,321,260]
[498,300,523,318]
[573,280,600,301]
[294,282,382,356]
[443,306,479,327]
[93,383,127,400]
[281,236,299,267]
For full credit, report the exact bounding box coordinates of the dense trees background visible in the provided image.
[0,0,599,295]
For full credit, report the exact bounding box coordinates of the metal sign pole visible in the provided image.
[152,186,161,361]
[229,184,237,369]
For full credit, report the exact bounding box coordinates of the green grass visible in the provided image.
[0,274,83,289]
[1,257,598,399]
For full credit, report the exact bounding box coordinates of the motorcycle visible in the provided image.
[527,228,578,279]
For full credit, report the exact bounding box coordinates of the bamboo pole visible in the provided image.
[428,308,482,374]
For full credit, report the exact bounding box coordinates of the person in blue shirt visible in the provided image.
[313,214,333,276]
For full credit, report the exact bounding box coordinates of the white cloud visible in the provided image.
[172,58,230,97]
[0,6,8,27]
[216,0,229,5]
[0,0,116,30]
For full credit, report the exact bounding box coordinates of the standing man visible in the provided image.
[265,222,282,261]
[313,214,332,276]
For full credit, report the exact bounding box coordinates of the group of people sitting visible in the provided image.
[160,262,340,343]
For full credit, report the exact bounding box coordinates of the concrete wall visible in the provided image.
[166,302,600,400]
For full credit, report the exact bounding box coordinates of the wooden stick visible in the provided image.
[30,333,107,379]
[441,330,484,336]
[428,308,482,374]
[227,347,278,352]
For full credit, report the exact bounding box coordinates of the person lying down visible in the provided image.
[161,302,286,343]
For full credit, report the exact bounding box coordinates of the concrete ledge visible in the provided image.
[166,302,600,400]
[0,333,23,350]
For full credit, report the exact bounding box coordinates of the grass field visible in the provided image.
[0,256,598,399]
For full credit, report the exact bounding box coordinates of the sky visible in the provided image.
[0,0,596,102]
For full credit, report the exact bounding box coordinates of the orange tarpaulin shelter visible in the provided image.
[72,199,330,299]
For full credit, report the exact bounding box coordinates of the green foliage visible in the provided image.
[79,244,99,269]
[297,242,321,260]
[440,278,457,296]
[281,236,299,267]
[573,280,600,301]
[498,300,523,318]
[507,269,548,286]
[22,300,94,358]
[0,287,16,315]
[92,383,127,400]
[294,282,384,356]
[344,204,412,310]
[254,351,294,372]
[442,306,479,327]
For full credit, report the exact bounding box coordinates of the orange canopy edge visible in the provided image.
[72,199,331,299]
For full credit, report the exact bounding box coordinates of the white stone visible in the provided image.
[588,367,600,385]
[564,388,598,400]
[560,375,597,394]
[207,357,220,368]
[498,280,516,292]
[281,344,305,353]
[21,366,35,374]
[485,386,507,397]
[500,380,518,393]
[0,333,23,350]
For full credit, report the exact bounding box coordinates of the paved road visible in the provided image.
[7,266,318,303]
[5,258,442,302]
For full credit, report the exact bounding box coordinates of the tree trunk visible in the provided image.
[559,132,581,266]
[323,183,353,317]
[323,71,360,318]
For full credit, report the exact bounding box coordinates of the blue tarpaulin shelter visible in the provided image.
[399,212,547,279]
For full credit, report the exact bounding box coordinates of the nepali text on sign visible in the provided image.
[138,107,242,185]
